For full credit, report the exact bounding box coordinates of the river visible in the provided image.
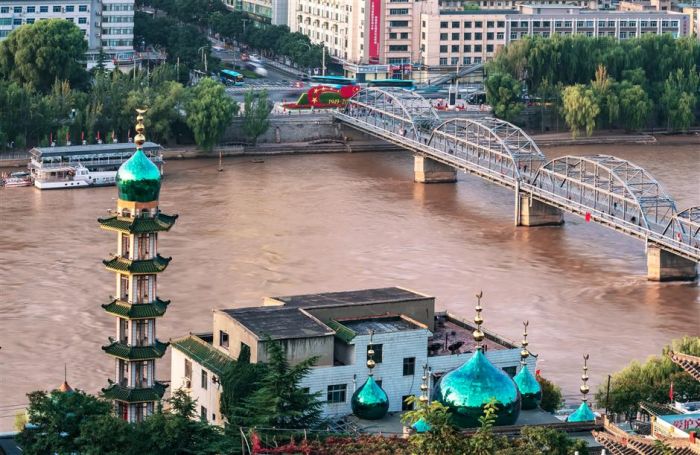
[1,139,698,429]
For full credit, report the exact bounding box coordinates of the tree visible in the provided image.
[537,374,563,413]
[485,71,523,122]
[595,336,700,421]
[242,89,271,145]
[0,19,88,92]
[618,83,652,131]
[185,78,237,151]
[660,69,698,132]
[243,339,322,428]
[17,389,114,454]
[590,65,619,128]
[219,344,267,426]
[500,426,589,455]
[402,397,472,455]
[561,84,600,137]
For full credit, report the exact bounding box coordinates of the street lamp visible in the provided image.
[198,46,208,74]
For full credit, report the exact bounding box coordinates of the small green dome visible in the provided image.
[116,148,161,202]
[351,375,389,420]
[514,365,542,410]
[567,401,595,422]
[411,417,431,433]
[432,349,521,428]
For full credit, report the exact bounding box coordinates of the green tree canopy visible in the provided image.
[485,71,523,122]
[185,77,237,151]
[242,89,271,145]
[618,82,652,131]
[561,84,600,137]
[0,19,88,92]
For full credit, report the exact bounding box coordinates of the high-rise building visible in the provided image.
[0,0,135,69]
[98,110,178,422]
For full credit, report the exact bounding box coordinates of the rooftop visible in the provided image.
[220,306,334,340]
[269,287,429,309]
[439,9,521,14]
[429,312,514,356]
[339,315,425,335]
[171,333,234,376]
[30,141,161,158]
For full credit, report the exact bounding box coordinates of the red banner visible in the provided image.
[368,0,381,63]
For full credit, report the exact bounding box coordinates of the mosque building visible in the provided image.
[97,110,178,423]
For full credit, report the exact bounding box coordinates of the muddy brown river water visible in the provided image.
[1,139,698,429]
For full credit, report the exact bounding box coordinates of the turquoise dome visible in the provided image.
[116,148,161,202]
[514,365,541,410]
[567,401,595,422]
[432,349,521,428]
[411,417,431,433]
[351,376,389,420]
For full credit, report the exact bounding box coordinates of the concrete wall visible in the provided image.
[212,311,261,361]
[222,115,374,145]
[171,348,224,426]
[305,297,435,331]
[257,335,335,367]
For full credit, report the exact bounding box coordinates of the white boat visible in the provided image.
[28,142,163,190]
[2,171,32,187]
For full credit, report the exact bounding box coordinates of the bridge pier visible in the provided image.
[517,194,564,226]
[646,245,698,282]
[414,155,457,183]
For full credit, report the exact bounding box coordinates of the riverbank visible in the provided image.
[531,129,700,147]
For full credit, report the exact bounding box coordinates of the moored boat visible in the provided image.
[2,171,32,188]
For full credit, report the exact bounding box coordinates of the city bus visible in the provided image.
[367,79,415,90]
[220,69,244,86]
[309,75,357,88]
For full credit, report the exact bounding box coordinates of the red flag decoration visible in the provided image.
[66,131,70,143]
[50,132,53,144]
[81,131,85,141]
[670,381,674,402]
[97,131,101,141]
[536,369,541,376]
[585,212,592,222]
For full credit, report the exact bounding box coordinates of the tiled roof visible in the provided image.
[103,255,171,274]
[98,213,178,233]
[102,339,169,360]
[102,298,170,319]
[669,352,700,382]
[171,334,233,377]
[592,430,700,455]
[639,401,682,417]
[102,381,167,403]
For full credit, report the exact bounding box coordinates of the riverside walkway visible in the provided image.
[333,88,700,281]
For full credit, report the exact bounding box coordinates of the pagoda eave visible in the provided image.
[98,213,178,234]
[102,298,170,319]
[102,381,168,403]
[103,255,172,274]
[102,339,170,360]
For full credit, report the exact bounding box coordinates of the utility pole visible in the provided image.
[321,42,326,76]
[176,57,180,81]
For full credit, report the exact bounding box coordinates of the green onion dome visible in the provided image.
[351,375,389,420]
[567,401,595,422]
[432,349,521,428]
[116,148,161,202]
[514,365,541,410]
[411,417,431,433]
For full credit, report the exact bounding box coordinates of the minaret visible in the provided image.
[411,365,432,433]
[98,110,178,422]
[514,321,542,410]
[351,330,389,420]
[567,354,596,422]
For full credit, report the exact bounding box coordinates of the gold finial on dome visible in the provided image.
[473,290,485,347]
[419,364,429,404]
[520,320,530,365]
[366,329,376,375]
[580,354,590,402]
[134,108,148,147]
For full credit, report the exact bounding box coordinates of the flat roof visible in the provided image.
[220,306,333,340]
[339,315,423,335]
[30,141,161,157]
[439,9,520,15]
[270,287,430,308]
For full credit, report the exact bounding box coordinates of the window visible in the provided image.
[487,21,494,28]
[439,45,448,52]
[451,32,459,40]
[402,395,414,411]
[135,276,149,303]
[464,32,471,40]
[134,361,149,387]
[66,5,75,11]
[451,57,458,65]
[389,20,408,27]
[27,6,36,12]
[78,17,87,24]
[497,32,504,39]
[400,32,408,39]
[403,357,416,376]
[497,21,505,27]
[119,318,128,343]
[463,44,471,52]
[440,21,448,28]
[120,274,129,300]
[451,21,459,28]
[389,45,408,51]
[464,21,472,28]
[200,406,208,422]
[13,6,22,13]
[439,57,448,65]
[26,18,35,24]
[486,44,494,52]
[487,32,494,40]
[201,369,208,389]
[474,44,482,52]
[327,384,347,403]
[475,32,482,40]
[0,7,8,13]
[79,5,88,11]
[367,344,383,363]
[440,33,448,40]
[216,330,229,350]
[463,56,471,64]
[53,5,61,12]
[39,5,48,12]
[475,21,483,27]
[185,359,192,381]
[389,8,408,14]
[134,320,148,345]
[13,18,22,25]
[451,45,459,52]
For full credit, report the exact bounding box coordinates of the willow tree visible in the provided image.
[561,84,600,138]
[186,77,238,151]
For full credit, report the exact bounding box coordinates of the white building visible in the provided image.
[171,287,534,425]
[0,0,135,70]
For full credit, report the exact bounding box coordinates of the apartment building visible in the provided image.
[0,0,135,69]
[222,0,288,25]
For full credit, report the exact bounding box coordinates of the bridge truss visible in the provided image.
[334,88,700,263]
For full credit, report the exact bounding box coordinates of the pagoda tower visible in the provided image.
[98,110,177,422]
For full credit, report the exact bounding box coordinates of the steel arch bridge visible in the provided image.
[334,88,700,264]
